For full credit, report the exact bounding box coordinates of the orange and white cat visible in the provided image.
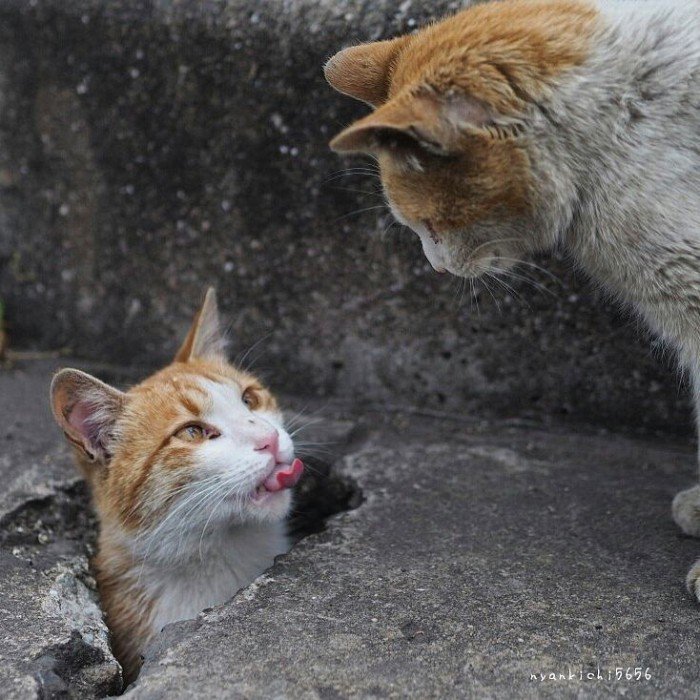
[325,0,700,594]
[50,288,303,683]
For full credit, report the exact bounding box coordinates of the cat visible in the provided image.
[50,288,303,683]
[325,0,700,595]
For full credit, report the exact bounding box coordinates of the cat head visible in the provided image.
[50,288,302,550]
[325,0,596,277]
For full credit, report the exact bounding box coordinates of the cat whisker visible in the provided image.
[173,487,225,562]
[197,475,248,561]
[456,277,467,306]
[321,174,377,185]
[333,204,388,223]
[485,271,520,299]
[379,219,402,239]
[290,437,334,447]
[320,167,380,185]
[176,468,262,562]
[295,446,335,460]
[494,267,556,298]
[285,402,330,433]
[138,477,224,543]
[325,165,379,175]
[485,272,532,310]
[235,332,273,373]
[294,459,327,478]
[330,186,385,197]
[127,472,225,526]
[478,275,501,312]
[137,466,254,562]
[469,236,522,258]
[470,278,481,316]
[495,257,563,285]
[136,478,227,581]
[287,416,325,437]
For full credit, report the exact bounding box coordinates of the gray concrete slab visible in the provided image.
[0,359,122,698]
[3,353,700,698]
[127,415,700,698]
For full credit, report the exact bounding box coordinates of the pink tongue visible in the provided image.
[263,458,304,493]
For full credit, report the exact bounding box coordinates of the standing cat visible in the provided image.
[50,288,303,683]
[325,0,700,594]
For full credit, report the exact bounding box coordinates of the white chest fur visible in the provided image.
[133,521,288,636]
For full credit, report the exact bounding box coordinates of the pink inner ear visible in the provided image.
[67,401,95,445]
[445,93,495,129]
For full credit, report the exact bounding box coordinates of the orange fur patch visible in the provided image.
[93,537,155,684]
[327,0,600,235]
[390,0,599,111]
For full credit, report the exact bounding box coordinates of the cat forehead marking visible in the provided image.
[196,378,245,416]
[390,0,599,96]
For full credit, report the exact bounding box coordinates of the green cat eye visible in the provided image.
[174,424,204,442]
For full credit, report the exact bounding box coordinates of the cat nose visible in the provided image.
[253,429,279,457]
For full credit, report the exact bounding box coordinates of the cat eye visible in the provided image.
[174,423,219,442]
[242,387,260,410]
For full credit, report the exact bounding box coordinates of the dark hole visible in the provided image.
[288,456,362,540]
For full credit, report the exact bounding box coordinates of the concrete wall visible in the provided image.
[0,0,690,435]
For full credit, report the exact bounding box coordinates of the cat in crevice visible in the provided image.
[50,288,304,682]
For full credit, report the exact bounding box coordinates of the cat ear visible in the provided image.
[50,369,125,464]
[324,38,407,107]
[330,90,518,155]
[174,287,227,363]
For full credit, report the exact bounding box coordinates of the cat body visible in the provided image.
[50,289,303,682]
[325,0,700,593]
[97,517,287,670]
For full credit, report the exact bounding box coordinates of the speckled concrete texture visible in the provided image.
[0,0,690,436]
[2,360,698,698]
[0,360,121,698]
[128,407,700,699]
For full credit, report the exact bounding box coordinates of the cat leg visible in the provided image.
[673,486,700,537]
[672,367,700,537]
[686,558,700,603]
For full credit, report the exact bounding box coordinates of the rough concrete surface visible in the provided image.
[0,0,691,436]
[0,359,122,698]
[2,359,699,698]
[126,414,700,699]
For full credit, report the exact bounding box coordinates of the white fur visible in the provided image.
[124,377,296,637]
[142,522,287,633]
[388,194,449,272]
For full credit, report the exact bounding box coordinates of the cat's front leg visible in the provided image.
[672,485,700,538]
[672,368,700,537]
[686,559,700,602]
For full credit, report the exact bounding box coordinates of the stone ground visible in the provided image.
[2,358,700,699]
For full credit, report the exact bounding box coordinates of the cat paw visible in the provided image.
[686,559,700,602]
[672,485,700,537]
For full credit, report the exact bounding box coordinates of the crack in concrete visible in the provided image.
[1,452,363,697]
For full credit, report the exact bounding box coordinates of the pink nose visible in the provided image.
[254,430,279,457]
